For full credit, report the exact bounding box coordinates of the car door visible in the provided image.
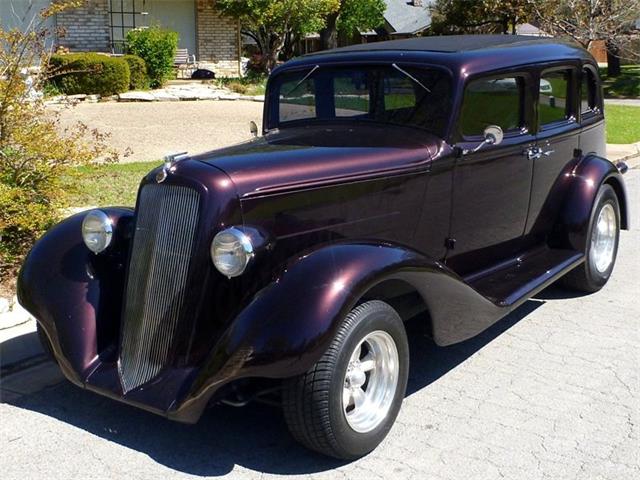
[446,72,536,276]
[524,65,581,241]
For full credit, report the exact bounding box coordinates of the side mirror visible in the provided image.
[249,121,259,137]
[464,125,504,154]
[483,125,503,146]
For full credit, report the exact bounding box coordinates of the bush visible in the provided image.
[1,11,118,281]
[123,54,149,90]
[126,26,178,88]
[49,53,130,96]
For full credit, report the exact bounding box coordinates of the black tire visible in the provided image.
[282,300,409,460]
[561,184,620,293]
[36,323,55,361]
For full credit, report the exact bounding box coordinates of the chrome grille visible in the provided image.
[119,184,200,393]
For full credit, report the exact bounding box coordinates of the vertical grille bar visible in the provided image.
[119,184,200,393]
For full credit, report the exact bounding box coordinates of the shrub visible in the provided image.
[49,53,130,96]
[1,6,118,282]
[126,26,178,88]
[123,54,149,90]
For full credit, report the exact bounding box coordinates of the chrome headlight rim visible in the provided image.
[210,227,254,278]
[81,209,113,254]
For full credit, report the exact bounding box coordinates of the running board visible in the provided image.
[466,248,584,307]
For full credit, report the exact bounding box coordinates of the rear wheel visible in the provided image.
[561,184,620,292]
[282,300,409,459]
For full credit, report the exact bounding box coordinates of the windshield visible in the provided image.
[268,65,452,137]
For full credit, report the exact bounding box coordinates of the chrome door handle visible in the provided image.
[525,147,541,160]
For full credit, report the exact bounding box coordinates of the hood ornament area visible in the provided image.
[157,151,189,183]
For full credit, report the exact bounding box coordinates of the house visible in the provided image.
[359,0,434,42]
[0,0,241,77]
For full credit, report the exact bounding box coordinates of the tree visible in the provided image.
[320,0,386,50]
[214,0,339,72]
[531,0,640,76]
[430,0,536,35]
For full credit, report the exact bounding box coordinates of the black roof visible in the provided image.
[306,35,568,56]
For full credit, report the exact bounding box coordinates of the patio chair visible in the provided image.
[174,48,198,79]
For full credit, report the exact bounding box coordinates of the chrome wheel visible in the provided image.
[590,203,617,273]
[343,330,399,433]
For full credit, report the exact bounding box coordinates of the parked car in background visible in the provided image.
[19,35,628,460]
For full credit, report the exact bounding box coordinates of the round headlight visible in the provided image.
[211,227,254,278]
[82,210,113,254]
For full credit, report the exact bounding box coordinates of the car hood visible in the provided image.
[190,125,443,197]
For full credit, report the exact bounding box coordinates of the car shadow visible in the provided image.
[4,298,545,476]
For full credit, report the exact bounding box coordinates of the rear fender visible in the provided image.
[17,208,134,382]
[558,155,629,252]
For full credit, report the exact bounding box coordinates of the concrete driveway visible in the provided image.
[57,100,265,163]
[1,172,638,480]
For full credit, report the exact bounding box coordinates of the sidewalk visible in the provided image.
[604,98,640,107]
[608,142,640,167]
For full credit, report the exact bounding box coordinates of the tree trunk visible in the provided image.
[606,41,621,77]
[320,12,339,50]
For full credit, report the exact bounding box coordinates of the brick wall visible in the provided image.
[196,0,240,77]
[56,0,110,52]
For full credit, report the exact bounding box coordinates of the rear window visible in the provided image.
[272,65,452,137]
[460,76,524,137]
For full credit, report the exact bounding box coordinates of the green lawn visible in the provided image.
[605,105,640,144]
[600,65,640,99]
[69,161,160,207]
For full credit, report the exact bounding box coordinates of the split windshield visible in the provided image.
[268,64,452,137]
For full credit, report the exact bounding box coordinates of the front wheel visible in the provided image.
[282,300,409,459]
[561,183,620,292]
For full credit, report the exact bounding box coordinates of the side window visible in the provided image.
[383,74,416,111]
[581,68,599,115]
[539,69,571,126]
[460,76,524,137]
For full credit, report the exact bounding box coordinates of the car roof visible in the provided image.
[275,35,595,79]
[304,35,562,54]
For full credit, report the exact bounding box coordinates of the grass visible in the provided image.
[214,75,267,96]
[68,161,160,207]
[605,105,640,144]
[599,65,640,99]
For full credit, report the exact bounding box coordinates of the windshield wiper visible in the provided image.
[392,63,431,93]
[284,65,320,96]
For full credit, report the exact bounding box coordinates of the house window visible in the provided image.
[109,0,147,53]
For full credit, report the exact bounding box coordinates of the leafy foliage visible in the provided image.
[48,53,131,95]
[123,54,149,90]
[0,1,118,279]
[336,0,386,34]
[126,26,178,88]
[430,0,535,35]
[215,0,340,71]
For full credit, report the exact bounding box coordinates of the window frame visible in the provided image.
[457,71,532,142]
[536,65,578,132]
[579,64,602,122]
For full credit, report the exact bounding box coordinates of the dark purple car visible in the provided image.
[18,35,629,459]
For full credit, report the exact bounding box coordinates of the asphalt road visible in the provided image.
[1,171,638,480]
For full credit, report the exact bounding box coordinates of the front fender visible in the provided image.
[559,154,629,252]
[176,241,503,419]
[17,207,134,383]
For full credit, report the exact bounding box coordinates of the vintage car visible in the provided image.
[19,35,629,459]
